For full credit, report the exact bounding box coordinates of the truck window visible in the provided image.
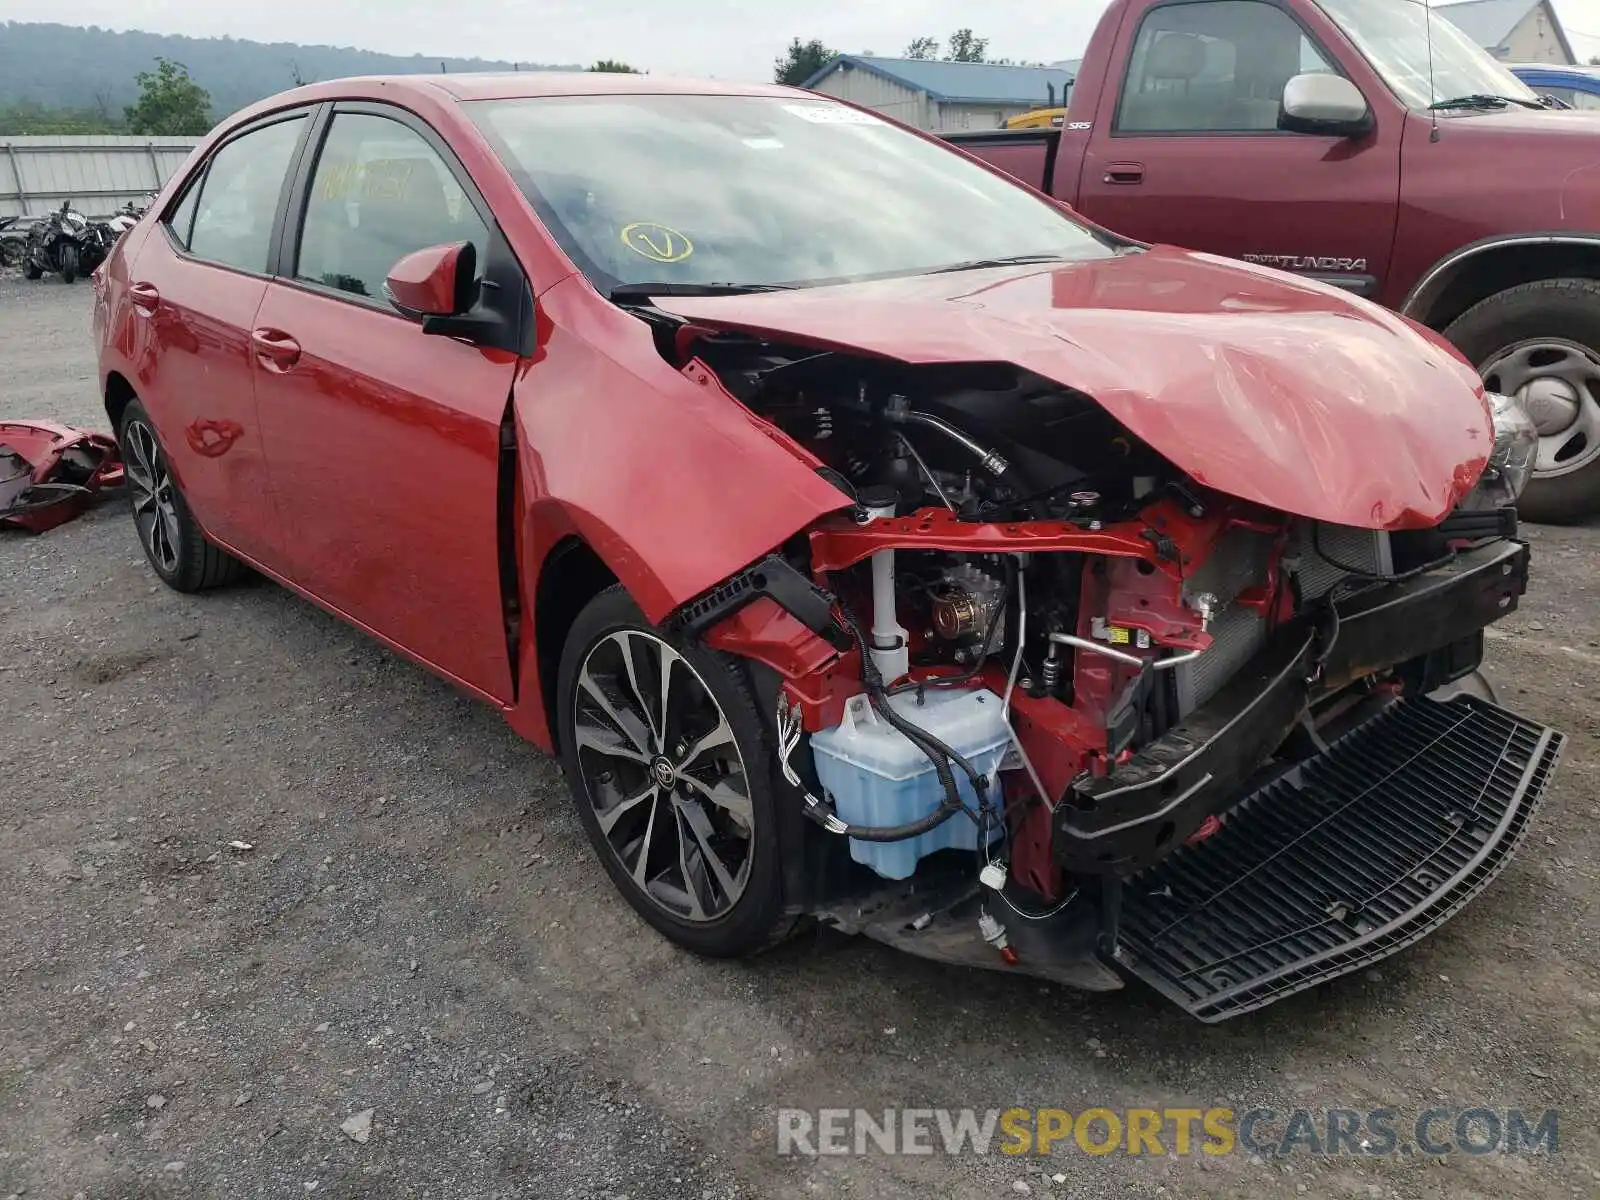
[1116,0,1337,134]
[1532,85,1600,111]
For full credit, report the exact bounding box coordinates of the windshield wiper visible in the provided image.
[1427,93,1537,111]
[926,253,1072,275]
[609,281,794,301]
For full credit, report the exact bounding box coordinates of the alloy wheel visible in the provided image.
[123,419,181,574]
[570,629,754,922]
[1480,338,1600,479]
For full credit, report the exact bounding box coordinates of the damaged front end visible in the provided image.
[652,316,1562,1021]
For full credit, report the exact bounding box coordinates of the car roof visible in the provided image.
[275,71,804,104]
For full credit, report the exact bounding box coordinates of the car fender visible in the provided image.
[513,276,850,626]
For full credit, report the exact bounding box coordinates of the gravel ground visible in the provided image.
[1,276,1597,1199]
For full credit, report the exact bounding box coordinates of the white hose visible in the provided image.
[1001,563,1052,809]
[1003,565,1027,718]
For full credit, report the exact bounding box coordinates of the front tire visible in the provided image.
[58,243,78,284]
[1445,278,1600,524]
[118,399,245,592]
[555,585,797,958]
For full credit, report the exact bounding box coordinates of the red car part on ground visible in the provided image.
[0,420,123,534]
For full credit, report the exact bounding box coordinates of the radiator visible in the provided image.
[1288,522,1392,601]
[1172,522,1391,715]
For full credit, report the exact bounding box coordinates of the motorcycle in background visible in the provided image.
[24,202,93,283]
[0,216,25,269]
[82,216,126,273]
[80,197,151,269]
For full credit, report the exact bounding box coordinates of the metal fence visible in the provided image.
[0,135,201,220]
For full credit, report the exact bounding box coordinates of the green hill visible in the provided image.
[0,21,577,121]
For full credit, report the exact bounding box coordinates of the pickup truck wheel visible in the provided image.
[1445,278,1600,524]
[118,399,247,592]
[555,585,797,958]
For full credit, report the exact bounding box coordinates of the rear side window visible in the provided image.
[182,117,305,272]
[295,112,488,306]
[1116,0,1337,133]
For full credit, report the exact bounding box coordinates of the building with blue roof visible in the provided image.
[800,55,1075,132]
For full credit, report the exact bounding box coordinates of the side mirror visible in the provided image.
[383,241,478,319]
[1278,73,1373,137]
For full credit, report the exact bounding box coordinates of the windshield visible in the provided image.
[468,94,1114,292]
[1315,0,1541,110]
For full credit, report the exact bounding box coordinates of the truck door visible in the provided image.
[1075,0,1401,298]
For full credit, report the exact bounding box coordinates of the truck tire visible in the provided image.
[1444,278,1600,524]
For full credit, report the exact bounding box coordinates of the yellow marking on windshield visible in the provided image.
[620,222,693,263]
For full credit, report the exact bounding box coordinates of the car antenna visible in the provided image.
[1426,0,1441,142]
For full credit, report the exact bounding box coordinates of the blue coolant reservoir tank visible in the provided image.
[809,687,1011,880]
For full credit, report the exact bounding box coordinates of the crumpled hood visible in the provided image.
[659,248,1493,530]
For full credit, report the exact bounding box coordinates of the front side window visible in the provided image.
[296,112,489,305]
[1116,1,1338,134]
[468,94,1114,293]
[184,117,305,273]
[1315,0,1540,111]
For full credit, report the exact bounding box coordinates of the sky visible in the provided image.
[2,0,1600,79]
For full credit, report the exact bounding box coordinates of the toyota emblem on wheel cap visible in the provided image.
[651,756,677,788]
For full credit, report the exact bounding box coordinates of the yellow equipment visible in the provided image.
[1005,107,1066,129]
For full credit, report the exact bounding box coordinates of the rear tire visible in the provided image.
[58,244,78,284]
[117,398,246,593]
[555,585,799,958]
[1445,278,1600,524]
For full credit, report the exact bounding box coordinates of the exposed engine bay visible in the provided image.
[704,340,1183,527]
[658,325,1561,1020]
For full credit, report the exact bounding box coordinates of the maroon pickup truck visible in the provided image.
[946,0,1600,523]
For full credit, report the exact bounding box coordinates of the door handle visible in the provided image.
[1103,162,1146,185]
[129,282,160,314]
[251,327,302,371]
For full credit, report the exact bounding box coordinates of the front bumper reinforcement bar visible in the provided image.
[1054,539,1532,877]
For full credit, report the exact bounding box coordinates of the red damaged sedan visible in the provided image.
[93,72,1562,1020]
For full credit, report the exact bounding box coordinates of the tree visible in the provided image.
[774,38,837,86]
[0,101,120,135]
[588,59,640,73]
[943,29,990,63]
[124,57,211,135]
[904,36,939,60]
